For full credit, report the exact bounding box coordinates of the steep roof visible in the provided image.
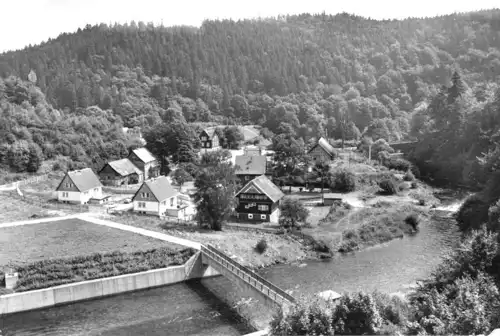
[106,158,142,177]
[236,175,284,203]
[136,176,178,202]
[131,148,156,163]
[202,127,218,139]
[309,137,336,157]
[234,155,267,175]
[57,168,102,192]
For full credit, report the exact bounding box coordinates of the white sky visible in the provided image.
[0,0,498,52]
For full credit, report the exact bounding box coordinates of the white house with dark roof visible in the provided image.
[56,168,103,204]
[307,137,337,162]
[235,175,285,223]
[98,158,143,186]
[132,176,182,217]
[128,147,159,180]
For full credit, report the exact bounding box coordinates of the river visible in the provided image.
[1,199,464,336]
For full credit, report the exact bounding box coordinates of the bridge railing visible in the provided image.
[201,244,296,306]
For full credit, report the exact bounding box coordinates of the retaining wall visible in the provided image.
[0,252,219,315]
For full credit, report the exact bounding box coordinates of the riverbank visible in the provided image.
[101,213,316,269]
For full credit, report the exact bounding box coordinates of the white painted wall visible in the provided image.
[133,196,179,217]
[270,207,280,224]
[58,191,82,203]
[80,187,103,204]
[133,200,159,214]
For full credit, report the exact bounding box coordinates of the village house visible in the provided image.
[307,137,337,162]
[235,175,285,223]
[199,127,221,151]
[132,176,182,217]
[98,158,143,186]
[56,168,104,204]
[128,147,159,180]
[234,155,272,184]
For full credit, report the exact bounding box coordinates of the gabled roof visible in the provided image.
[57,168,102,192]
[236,175,284,203]
[234,155,267,175]
[308,137,336,157]
[134,176,178,202]
[105,159,142,177]
[202,127,219,139]
[130,148,156,163]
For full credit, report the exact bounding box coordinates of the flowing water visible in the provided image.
[1,198,466,336]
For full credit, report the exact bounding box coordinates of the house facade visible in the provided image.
[308,137,336,162]
[132,176,180,217]
[128,147,159,180]
[234,155,272,184]
[235,175,284,223]
[98,158,143,186]
[199,127,221,151]
[56,168,103,204]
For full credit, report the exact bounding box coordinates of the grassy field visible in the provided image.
[99,213,313,268]
[0,193,69,223]
[303,201,426,253]
[12,247,195,292]
[0,218,183,268]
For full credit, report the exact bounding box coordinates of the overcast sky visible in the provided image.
[0,0,498,52]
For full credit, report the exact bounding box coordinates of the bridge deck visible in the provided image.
[201,245,295,307]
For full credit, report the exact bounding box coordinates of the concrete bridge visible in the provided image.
[199,244,296,310]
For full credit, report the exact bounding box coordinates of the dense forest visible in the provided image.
[1,10,500,185]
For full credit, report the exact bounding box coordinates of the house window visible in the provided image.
[138,202,146,208]
[201,136,207,141]
[62,192,68,198]
[248,214,253,219]
[245,176,250,181]
[162,200,166,205]
[170,197,174,207]
[94,188,98,192]
[258,205,269,211]
[65,182,71,188]
[261,214,266,220]
[141,192,150,198]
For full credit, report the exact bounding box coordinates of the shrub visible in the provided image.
[330,169,356,192]
[384,158,412,172]
[411,181,418,189]
[255,239,268,254]
[312,239,331,254]
[404,170,415,181]
[398,182,411,191]
[405,213,420,230]
[378,179,398,195]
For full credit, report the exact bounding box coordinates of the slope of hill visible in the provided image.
[0,10,500,183]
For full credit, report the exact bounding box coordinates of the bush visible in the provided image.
[330,169,356,192]
[405,213,420,230]
[255,239,268,254]
[404,170,415,181]
[384,158,412,172]
[378,179,398,195]
[411,181,418,189]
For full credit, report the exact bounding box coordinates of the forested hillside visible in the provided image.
[1,10,500,183]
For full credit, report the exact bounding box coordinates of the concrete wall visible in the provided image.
[0,252,219,315]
